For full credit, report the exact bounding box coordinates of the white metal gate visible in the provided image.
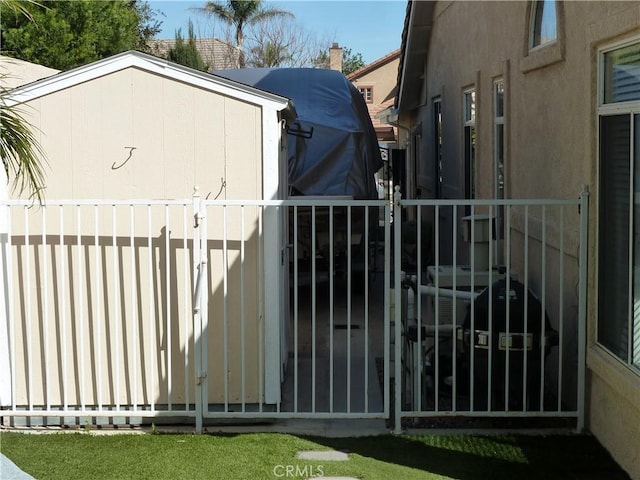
[1,188,588,431]
[392,188,589,432]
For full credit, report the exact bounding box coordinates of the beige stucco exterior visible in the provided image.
[3,52,292,411]
[349,50,400,143]
[396,1,640,477]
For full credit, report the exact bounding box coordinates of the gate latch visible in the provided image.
[196,371,207,385]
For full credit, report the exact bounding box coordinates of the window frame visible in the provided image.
[597,35,640,372]
[493,79,505,199]
[463,88,476,201]
[433,96,443,199]
[493,78,506,264]
[598,36,640,112]
[358,86,373,104]
[529,0,558,51]
[520,0,565,73]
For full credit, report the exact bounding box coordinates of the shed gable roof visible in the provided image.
[5,50,293,116]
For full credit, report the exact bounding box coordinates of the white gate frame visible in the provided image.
[392,187,589,432]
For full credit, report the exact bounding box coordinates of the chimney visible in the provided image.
[329,43,343,72]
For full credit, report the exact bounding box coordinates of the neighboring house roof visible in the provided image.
[0,55,59,89]
[347,49,401,81]
[397,1,435,110]
[5,50,295,121]
[369,98,396,141]
[149,37,240,72]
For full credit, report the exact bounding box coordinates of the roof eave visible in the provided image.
[347,49,401,81]
[5,50,293,113]
[397,1,435,112]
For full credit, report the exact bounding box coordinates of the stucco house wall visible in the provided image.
[395,2,640,477]
[348,50,401,143]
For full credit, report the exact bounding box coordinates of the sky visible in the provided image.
[147,1,407,64]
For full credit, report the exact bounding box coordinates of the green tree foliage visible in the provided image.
[0,85,47,201]
[341,47,365,76]
[0,0,47,201]
[0,0,162,70]
[195,0,292,67]
[312,47,366,76]
[167,20,208,71]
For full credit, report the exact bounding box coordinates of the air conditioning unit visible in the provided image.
[427,265,504,326]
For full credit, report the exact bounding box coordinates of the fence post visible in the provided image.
[393,186,403,433]
[577,185,589,432]
[0,198,12,408]
[192,187,205,433]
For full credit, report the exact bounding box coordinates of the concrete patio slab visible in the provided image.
[296,450,349,461]
[0,454,35,480]
[306,477,359,480]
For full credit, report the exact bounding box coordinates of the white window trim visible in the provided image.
[432,96,443,198]
[463,88,476,200]
[520,1,564,73]
[463,88,476,126]
[358,86,373,103]
[528,0,558,51]
[596,34,640,371]
[493,78,505,199]
[598,35,640,113]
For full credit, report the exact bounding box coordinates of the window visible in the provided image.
[598,38,640,370]
[463,89,476,200]
[493,80,506,264]
[412,128,422,199]
[358,86,373,103]
[493,80,505,199]
[433,98,443,198]
[521,0,564,72]
[603,42,640,104]
[530,0,557,49]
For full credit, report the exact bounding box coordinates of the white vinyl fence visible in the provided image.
[0,188,588,432]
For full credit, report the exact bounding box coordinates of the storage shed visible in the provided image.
[1,51,295,416]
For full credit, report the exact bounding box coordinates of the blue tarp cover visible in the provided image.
[215,68,383,199]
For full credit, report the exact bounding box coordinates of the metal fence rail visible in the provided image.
[1,190,587,432]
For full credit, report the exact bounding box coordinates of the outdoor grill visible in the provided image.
[459,278,558,411]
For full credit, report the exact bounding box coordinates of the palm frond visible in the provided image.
[0,0,45,23]
[0,94,48,202]
[249,7,294,24]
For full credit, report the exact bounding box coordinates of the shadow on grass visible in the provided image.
[307,434,630,480]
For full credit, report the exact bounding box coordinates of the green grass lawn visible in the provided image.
[0,431,629,480]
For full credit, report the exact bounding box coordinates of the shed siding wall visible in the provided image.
[10,66,268,407]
